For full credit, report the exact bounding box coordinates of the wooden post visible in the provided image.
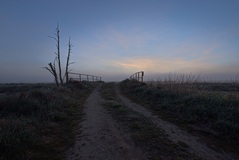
[129,71,144,82]
[142,71,144,82]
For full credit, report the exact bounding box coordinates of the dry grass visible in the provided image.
[120,78,239,145]
[101,83,200,160]
[0,82,97,160]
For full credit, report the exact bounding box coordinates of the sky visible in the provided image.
[0,0,239,83]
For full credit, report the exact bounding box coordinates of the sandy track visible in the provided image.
[114,84,238,160]
[66,85,147,160]
[65,83,238,160]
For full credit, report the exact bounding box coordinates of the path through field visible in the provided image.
[66,84,147,160]
[66,83,238,160]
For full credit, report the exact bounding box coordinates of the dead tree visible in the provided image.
[44,24,75,86]
[65,37,74,84]
[43,60,59,86]
[48,24,64,85]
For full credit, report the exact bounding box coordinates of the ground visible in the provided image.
[65,83,239,160]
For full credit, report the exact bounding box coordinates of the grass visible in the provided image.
[119,78,239,153]
[0,81,97,160]
[100,83,200,160]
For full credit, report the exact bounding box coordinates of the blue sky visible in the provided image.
[0,0,239,82]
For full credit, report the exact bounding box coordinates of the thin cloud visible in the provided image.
[110,56,217,74]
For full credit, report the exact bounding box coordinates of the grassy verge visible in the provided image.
[119,79,239,153]
[0,82,97,160]
[101,83,200,160]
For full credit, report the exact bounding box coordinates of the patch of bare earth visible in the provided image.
[115,84,239,160]
[65,85,146,160]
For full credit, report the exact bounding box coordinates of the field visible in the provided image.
[120,79,239,153]
[1,79,239,159]
[0,82,97,160]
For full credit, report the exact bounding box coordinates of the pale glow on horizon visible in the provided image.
[0,0,239,82]
[108,57,217,74]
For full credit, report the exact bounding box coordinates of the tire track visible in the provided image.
[66,84,147,160]
[115,84,238,160]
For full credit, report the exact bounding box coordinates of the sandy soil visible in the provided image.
[66,85,147,160]
[65,83,238,160]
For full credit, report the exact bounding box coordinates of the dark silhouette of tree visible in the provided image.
[65,37,74,84]
[48,24,63,85]
[43,60,59,86]
[44,24,74,86]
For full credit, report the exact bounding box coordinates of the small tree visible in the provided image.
[44,24,74,86]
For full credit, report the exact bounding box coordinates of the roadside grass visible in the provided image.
[101,83,200,160]
[0,82,97,160]
[119,79,239,153]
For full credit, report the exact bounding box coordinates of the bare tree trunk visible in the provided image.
[48,24,64,86]
[43,61,59,86]
[45,24,75,86]
[65,37,73,84]
[56,24,64,85]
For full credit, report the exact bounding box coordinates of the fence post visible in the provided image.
[141,71,144,82]
[130,71,144,82]
[68,73,101,82]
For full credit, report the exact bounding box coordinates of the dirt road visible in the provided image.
[66,83,238,160]
[66,85,147,160]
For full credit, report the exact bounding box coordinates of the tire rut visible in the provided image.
[66,84,146,160]
[114,83,238,160]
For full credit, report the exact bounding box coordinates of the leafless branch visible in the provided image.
[65,37,73,84]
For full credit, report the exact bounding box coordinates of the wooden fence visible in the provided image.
[68,72,102,82]
[130,71,144,82]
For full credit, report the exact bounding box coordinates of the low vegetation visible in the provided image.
[119,79,239,148]
[0,82,96,160]
[101,83,199,160]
